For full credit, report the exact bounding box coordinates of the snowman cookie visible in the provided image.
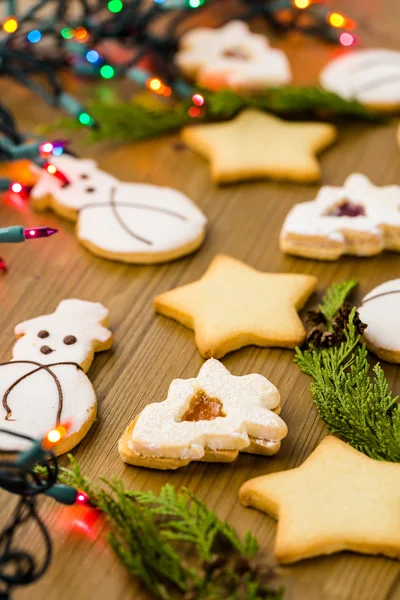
[320,49,400,112]
[0,300,112,454]
[30,155,207,264]
[176,21,291,92]
[280,173,400,260]
[358,280,400,364]
[119,359,288,470]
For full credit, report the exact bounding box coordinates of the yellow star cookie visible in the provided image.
[239,436,400,564]
[154,254,317,358]
[181,109,337,184]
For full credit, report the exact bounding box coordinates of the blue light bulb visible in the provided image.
[27,29,42,43]
[86,50,100,64]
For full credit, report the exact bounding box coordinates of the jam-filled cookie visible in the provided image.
[176,20,291,92]
[280,173,400,260]
[119,359,288,470]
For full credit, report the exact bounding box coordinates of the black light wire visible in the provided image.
[0,429,58,600]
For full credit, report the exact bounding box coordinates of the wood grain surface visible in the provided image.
[1,1,400,598]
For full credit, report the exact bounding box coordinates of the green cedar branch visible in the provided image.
[295,283,400,461]
[48,87,382,143]
[57,458,283,600]
[318,280,358,328]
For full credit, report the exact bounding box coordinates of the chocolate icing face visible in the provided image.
[38,330,49,338]
[326,200,366,218]
[63,335,77,345]
[40,345,54,355]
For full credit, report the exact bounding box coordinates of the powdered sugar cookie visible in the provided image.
[119,358,288,470]
[358,279,400,364]
[30,155,207,264]
[280,173,400,260]
[0,300,112,454]
[320,49,400,112]
[176,21,291,92]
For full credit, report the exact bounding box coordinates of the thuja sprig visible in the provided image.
[47,87,382,143]
[57,458,283,600]
[295,282,400,462]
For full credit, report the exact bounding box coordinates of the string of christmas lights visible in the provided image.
[0,0,357,127]
[0,427,93,599]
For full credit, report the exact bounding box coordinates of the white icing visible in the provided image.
[358,279,400,352]
[176,20,291,90]
[31,155,207,258]
[320,49,400,105]
[0,299,111,451]
[281,173,400,242]
[130,358,287,460]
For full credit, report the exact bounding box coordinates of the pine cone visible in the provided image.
[306,309,327,326]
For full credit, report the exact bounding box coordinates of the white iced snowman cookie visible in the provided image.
[176,21,291,92]
[358,279,400,364]
[280,173,400,260]
[320,49,400,112]
[0,300,112,454]
[30,155,207,264]
[119,358,288,470]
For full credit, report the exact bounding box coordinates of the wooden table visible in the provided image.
[1,0,400,598]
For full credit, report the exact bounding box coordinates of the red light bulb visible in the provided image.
[192,93,204,107]
[11,182,23,193]
[75,491,94,507]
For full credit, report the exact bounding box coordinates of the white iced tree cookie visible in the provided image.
[30,155,207,264]
[280,173,400,260]
[119,358,288,470]
[320,48,400,112]
[0,300,112,454]
[358,279,400,364]
[176,21,291,91]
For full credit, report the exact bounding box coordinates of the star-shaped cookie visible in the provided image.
[154,254,317,358]
[239,436,400,563]
[181,109,337,184]
[280,173,400,260]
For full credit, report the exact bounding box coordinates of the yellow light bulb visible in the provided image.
[329,12,346,27]
[148,78,162,91]
[293,0,310,8]
[47,429,62,443]
[3,17,18,33]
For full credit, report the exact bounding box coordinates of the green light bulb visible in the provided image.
[61,27,74,40]
[188,0,203,6]
[78,112,92,126]
[108,0,123,12]
[100,65,115,79]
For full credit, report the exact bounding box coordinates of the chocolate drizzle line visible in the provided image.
[0,361,82,425]
[80,186,188,246]
[361,289,400,305]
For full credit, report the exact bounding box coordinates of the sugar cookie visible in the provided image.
[181,110,337,184]
[320,49,400,112]
[358,279,400,364]
[30,155,207,264]
[119,358,287,470]
[239,436,400,563]
[280,173,400,260]
[154,254,317,358]
[0,300,112,454]
[176,21,291,91]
